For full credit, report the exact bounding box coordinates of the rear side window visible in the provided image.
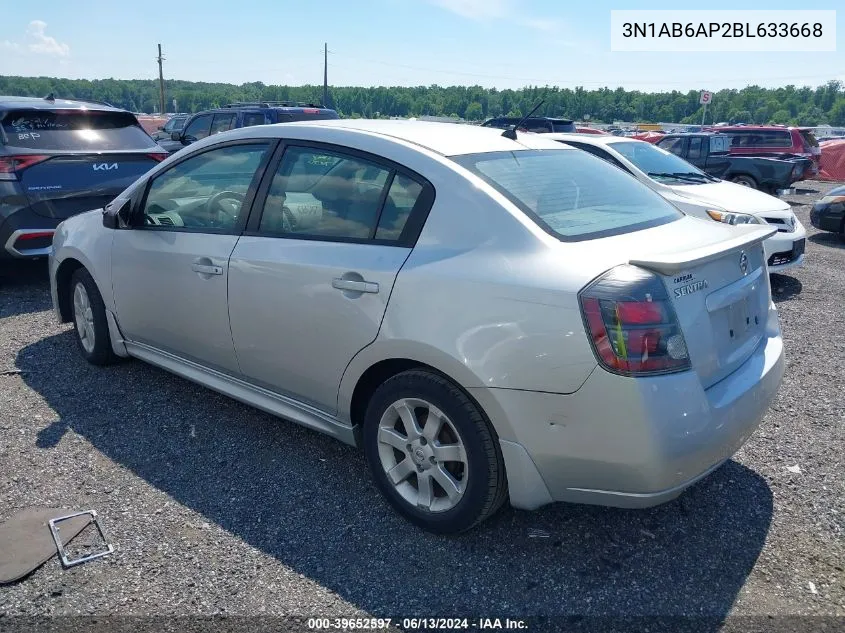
[453,149,682,241]
[657,137,686,156]
[730,131,791,148]
[799,130,819,148]
[1,110,158,150]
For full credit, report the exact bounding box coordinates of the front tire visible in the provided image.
[70,268,117,366]
[363,369,507,534]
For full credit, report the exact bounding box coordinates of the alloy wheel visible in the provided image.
[73,282,96,354]
[376,397,468,513]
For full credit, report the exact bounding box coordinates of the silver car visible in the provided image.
[49,120,785,533]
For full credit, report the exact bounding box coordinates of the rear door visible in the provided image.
[111,140,274,375]
[228,142,434,413]
[2,109,164,219]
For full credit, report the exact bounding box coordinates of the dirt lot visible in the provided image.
[0,181,843,632]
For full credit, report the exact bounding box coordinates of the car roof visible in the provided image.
[544,132,641,146]
[242,119,575,156]
[486,116,574,124]
[0,95,125,113]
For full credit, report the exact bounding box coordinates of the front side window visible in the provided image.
[687,137,703,159]
[258,146,397,240]
[182,115,213,142]
[656,137,686,157]
[452,148,683,241]
[141,143,269,232]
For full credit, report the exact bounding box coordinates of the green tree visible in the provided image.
[829,100,845,126]
[464,102,483,121]
[770,109,792,124]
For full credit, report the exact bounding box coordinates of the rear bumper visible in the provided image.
[763,220,806,273]
[810,205,844,233]
[0,208,60,260]
[475,304,785,510]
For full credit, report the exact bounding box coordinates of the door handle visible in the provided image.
[332,278,379,294]
[191,263,223,275]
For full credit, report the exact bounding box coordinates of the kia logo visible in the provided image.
[93,163,118,171]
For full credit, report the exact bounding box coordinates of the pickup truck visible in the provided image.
[654,132,812,193]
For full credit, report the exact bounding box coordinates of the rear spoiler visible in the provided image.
[629,225,777,275]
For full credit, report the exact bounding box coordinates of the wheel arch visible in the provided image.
[55,257,86,322]
[340,340,504,436]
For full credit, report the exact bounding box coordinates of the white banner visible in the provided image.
[611,10,836,52]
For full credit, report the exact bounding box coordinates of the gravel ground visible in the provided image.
[0,181,843,631]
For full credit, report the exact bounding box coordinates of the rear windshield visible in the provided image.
[552,122,576,133]
[1,110,158,150]
[452,149,682,241]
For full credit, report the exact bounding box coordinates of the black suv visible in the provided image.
[480,116,576,133]
[0,95,167,262]
[158,102,340,154]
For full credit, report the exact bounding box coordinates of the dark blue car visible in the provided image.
[0,95,167,262]
[157,101,340,154]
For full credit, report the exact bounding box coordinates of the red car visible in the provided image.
[708,125,820,179]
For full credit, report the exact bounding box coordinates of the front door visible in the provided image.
[112,141,273,375]
[228,143,431,413]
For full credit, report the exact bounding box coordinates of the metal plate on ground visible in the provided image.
[0,507,92,584]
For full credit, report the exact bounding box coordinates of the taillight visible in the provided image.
[147,153,167,162]
[579,265,690,377]
[0,155,50,180]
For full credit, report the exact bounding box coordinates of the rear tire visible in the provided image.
[731,174,758,189]
[70,268,117,366]
[363,369,507,534]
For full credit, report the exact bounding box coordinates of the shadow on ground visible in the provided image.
[770,273,803,303]
[19,332,773,625]
[809,232,845,250]
[0,260,51,318]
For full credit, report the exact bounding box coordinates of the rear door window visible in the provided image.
[453,149,682,241]
[2,110,158,150]
[242,112,268,127]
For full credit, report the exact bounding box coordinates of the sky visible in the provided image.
[0,0,842,92]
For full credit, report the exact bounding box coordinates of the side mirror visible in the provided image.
[102,199,131,230]
[171,131,181,141]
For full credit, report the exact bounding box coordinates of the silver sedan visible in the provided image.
[49,120,785,533]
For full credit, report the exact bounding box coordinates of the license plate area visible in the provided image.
[726,294,761,343]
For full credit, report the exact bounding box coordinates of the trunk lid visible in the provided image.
[564,217,777,388]
[18,153,159,219]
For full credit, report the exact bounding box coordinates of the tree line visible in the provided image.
[1,75,844,126]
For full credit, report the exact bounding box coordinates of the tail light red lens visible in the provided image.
[0,155,50,178]
[146,153,167,162]
[579,265,691,377]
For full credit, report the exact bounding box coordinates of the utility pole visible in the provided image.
[157,44,166,115]
[322,42,328,107]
